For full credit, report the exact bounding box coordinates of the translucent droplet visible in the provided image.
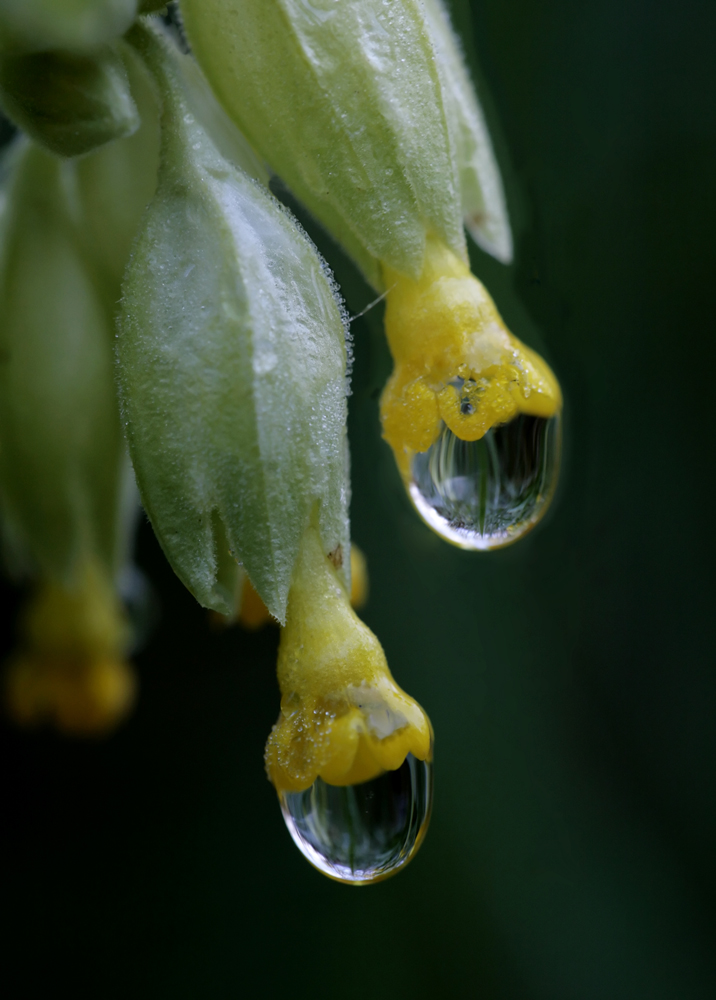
[409,414,561,550]
[279,753,433,884]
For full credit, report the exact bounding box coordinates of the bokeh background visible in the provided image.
[2,1,715,996]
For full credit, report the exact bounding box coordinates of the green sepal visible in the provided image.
[423,0,512,263]
[139,1,167,11]
[173,47,269,187]
[181,0,466,289]
[74,40,161,292]
[0,44,139,158]
[0,0,139,54]
[118,27,350,621]
[0,140,127,582]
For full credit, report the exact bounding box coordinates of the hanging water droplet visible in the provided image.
[409,414,561,550]
[279,753,433,884]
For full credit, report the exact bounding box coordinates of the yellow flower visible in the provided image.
[380,235,562,481]
[265,527,432,794]
[4,559,135,736]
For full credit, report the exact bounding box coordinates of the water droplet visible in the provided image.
[409,414,561,550]
[279,753,433,884]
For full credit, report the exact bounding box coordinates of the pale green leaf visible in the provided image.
[74,40,161,292]
[0,43,139,158]
[118,27,350,620]
[181,0,466,288]
[0,0,139,54]
[0,141,127,581]
[423,0,512,263]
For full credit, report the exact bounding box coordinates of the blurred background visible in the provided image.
[2,0,715,996]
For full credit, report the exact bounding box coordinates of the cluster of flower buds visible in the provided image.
[0,1,561,882]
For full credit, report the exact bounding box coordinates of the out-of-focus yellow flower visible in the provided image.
[4,559,135,736]
[347,544,368,610]
[265,527,431,794]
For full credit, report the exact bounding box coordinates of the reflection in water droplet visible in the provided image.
[279,754,433,884]
[410,414,561,550]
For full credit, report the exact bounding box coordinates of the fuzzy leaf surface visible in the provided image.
[423,0,512,263]
[181,0,465,289]
[118,29,350,620]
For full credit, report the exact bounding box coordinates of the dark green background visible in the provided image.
[2,1,715,996]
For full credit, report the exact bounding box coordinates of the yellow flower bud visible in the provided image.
[4,560,136,736]
[265,527,431,795]
[264,526,432,883]
[381,236,561,466]
[380,236,563,549]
